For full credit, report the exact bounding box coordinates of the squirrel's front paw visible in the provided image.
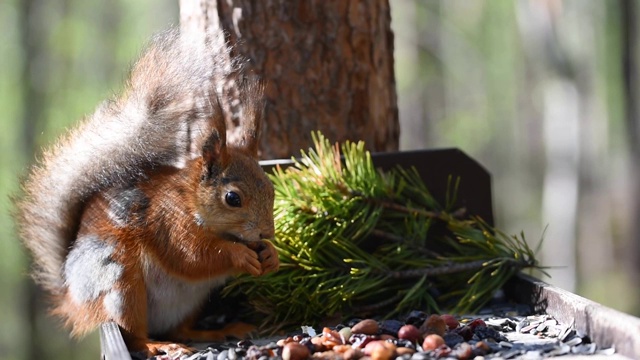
[230,244,262,276]
[248,240,280,275]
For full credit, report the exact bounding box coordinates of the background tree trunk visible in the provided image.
[621,0,640,297]
[179,0,399,159]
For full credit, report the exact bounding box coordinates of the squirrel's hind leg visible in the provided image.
[122,329,197,358]
[54,234,127,336]
[169,321,257,343]
[161,308,256,344]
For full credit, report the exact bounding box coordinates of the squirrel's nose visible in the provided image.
[260,226,275,240]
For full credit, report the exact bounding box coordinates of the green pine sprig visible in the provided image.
[224,132,542,331]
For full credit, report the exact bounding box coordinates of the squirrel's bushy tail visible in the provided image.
[15,28,234,294]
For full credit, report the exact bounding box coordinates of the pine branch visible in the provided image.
[352,294,404,314]
[387,260,488,279]
[387,258,530,279]
[356,192,468,220]
[224,132,543,330]
[369,229,443,258]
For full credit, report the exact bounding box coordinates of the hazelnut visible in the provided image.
[420,315,447,336]
[422,334,445,351]
[351,319,379,335]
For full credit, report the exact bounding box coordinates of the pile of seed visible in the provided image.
[147,312,616,360]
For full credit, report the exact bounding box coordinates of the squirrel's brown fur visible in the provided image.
[15,28,278,356]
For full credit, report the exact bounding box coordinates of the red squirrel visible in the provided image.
[15,29,278,356]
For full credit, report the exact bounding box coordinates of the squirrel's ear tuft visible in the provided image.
[238,78,265,158]
[202,110,228,178]
[202,129,228,178]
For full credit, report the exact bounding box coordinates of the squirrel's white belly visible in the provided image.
[143,255,228,336]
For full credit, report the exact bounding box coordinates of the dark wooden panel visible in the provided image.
[261,148,494,225]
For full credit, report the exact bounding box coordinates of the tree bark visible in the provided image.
[179,0,399,159]
[621,0,640,298]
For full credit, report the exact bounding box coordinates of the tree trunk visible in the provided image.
[179,0,399,159]
[621,0,640,301]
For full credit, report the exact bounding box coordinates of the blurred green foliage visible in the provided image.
[392,0,640,316]
[0,0,176,358]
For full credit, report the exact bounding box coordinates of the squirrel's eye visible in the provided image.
[225,191,241,207]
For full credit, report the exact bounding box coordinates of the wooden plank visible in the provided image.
[506,273,640,358]
[100,322,131,360]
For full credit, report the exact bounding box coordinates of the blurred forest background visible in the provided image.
[1,0,639,359]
